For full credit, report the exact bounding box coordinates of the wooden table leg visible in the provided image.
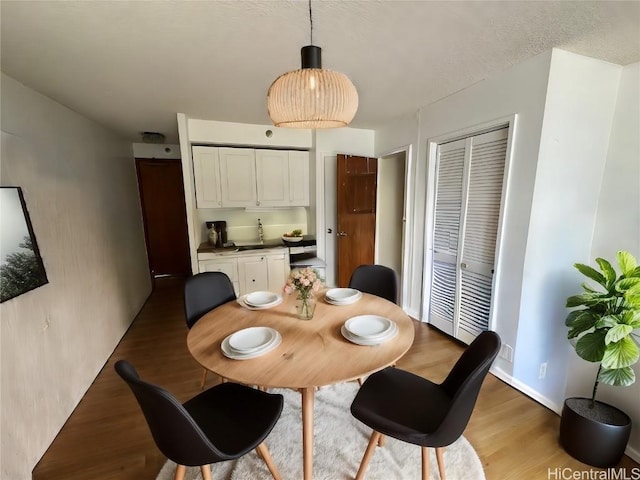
[301,387,315,480]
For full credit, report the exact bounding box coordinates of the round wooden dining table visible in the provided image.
[187,290,415,480]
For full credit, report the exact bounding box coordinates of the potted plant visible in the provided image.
[560,250,640,467]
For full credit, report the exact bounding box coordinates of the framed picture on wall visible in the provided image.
[0,186,48,303]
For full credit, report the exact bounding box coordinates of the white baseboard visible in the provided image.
[490,365,563,414]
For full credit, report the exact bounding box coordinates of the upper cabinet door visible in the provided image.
[255,149,290,207]
[192,146,222,208]
[218,147,257,207]
[288,150,310,206]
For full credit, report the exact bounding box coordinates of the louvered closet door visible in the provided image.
[457,128,508,343]
[428,127,508,344]
[429,138,467,335]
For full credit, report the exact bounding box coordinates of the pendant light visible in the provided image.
[267,0,358,129]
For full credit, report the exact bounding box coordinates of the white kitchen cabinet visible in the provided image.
[288,150,310,206]
[266,254,288,292]
[237,255,270,293]
[198,248,289,296]
[218,147,257,207]
[197,257,240,295]
[191,146,309,208]
[238,251,289,294]
[192,146,222,208]
[255,149,290,207]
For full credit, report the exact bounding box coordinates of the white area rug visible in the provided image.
[156,382,485,480]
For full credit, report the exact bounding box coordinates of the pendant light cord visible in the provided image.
[309,0,313,45]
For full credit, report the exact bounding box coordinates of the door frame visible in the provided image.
[375,145,412,310]
[316,145,413,309]
[421,114,518,331]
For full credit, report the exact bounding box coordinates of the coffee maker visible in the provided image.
[206,221,227,248]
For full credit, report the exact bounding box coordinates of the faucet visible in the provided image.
[257,218,264,243]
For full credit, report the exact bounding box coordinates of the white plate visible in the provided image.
[326,288,360,302]
[345,315,394,339]
[325,290,362,306]
[228,326,275,352]
[237,294,283,310]
[245,291,280,307]
[341,324,398,346]
[222,331,282,359]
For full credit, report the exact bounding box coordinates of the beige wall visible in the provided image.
[0,73,152,479]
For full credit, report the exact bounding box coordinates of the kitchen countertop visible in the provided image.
[196,241,287,254]
[197,235,317,254]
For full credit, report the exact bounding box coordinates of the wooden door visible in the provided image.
[136,158,191,278]
[336,154,378,287]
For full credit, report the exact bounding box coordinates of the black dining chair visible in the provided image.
[184,271,237,388]
[350,330,501,480]
[348,264,399,304]
[115,360,283,480]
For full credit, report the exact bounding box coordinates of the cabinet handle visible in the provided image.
[337,231,348,237]
[461,262,467,269]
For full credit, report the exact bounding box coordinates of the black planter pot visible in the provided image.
[559,397,632,468]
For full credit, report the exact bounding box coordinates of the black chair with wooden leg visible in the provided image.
[349,264,399,385]
[115,360,283,480]
[350,331,501,480]
[348,264,398,304]
[184,272,236,388]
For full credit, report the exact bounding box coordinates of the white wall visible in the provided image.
[565,62,640,459]
[376,151,405,273]
[513,49,622,410]
[0,73,151,479]
[132,142,181,159]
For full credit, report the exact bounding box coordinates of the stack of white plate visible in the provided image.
[221,326,282,359]
[237,291,283,310]
[341,315,398,346]
[325,288,362,306]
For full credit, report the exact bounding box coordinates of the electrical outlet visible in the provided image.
[499,344,513,363]
[539,362,547,380]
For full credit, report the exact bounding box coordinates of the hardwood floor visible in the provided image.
[33,277,638,480]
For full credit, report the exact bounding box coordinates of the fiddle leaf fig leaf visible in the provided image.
[601,337,639,369]
[575,330,607,362]
[605,324,634,344]
[617,251,637,277]
[598,366,636,387]
[596,258,617,287]
[567,311,599,338]
[595,315,620,329]
[566,293,602,308]
[575,263,606,288]
[616,277,640,293]
[623,310,640,328]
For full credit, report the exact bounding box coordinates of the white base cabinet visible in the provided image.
[197,248,290,296]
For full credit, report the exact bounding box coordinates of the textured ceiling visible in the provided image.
[2,1,639,144]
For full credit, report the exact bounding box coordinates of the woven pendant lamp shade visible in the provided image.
[267,46,358,129]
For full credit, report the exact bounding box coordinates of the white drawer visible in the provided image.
[198,259,238,282]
